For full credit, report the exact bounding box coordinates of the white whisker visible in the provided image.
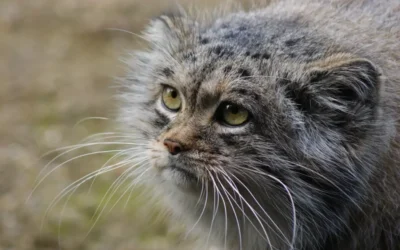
[209,171,229,250]
[217,174,243,250]
[218,172,273,249]
[185,180,208,239]
[229,173,289,248]
[73,117,109,129]
[87,149,147,194]
[41,155,140,230]
[29,149,125,203]
[88,157,149,225]
[239,168,297,249]
[106,164,151,215]
[205,170,220,250]
[85,163,151,239]
[35,141,147,185]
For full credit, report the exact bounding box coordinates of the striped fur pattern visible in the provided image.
[118,0,400,249]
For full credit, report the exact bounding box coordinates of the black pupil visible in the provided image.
[170,89,177,98]
[227,104,239,114]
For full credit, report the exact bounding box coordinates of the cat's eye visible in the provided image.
[162,86,181,111]
[218,103,249,126]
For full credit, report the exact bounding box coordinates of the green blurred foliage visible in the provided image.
[0,0,224,249]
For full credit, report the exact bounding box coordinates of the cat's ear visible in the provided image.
[144,12,196,51]
[306,53,380,103]
[286,53,381,128]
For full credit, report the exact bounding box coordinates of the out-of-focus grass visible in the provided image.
[0,0,257,249]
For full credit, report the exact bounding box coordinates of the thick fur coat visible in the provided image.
[119,0,400,249]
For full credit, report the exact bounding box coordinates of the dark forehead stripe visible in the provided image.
[208,45,235,58]
[231,88,261,101]
[285,38,302,47]
[161,67,174,77]
[222,65,253,79]
[231,88,260,99]
[182,51,197,62]
[188,79,205,110]
[200,37,210,44]
[185,45,233,107]
[238,68,252,78]
[223,65,233,74]
[250,52,271,60]
[223,31,240,40]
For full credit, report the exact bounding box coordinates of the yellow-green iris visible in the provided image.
[221,103,249,126]
[162,86,181,111]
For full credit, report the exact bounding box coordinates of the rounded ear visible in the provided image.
[306,54,380,104]
[144,13,196,51]
[283,53,381,131]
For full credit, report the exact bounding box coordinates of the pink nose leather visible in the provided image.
[163,139,183,155]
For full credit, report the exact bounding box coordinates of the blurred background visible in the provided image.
[0,0,257,249]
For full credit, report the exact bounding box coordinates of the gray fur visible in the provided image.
[118,0,400,249]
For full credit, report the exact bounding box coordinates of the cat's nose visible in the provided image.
[163,138,183,155]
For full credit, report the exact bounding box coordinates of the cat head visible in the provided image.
[119,12,391,247]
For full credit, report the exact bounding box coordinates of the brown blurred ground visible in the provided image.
[0,0,253,249]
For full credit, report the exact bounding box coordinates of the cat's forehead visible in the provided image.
[161,50,266,107]
[165,45,264,86]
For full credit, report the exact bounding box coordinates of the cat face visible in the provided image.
[119,13,389,248]
[126,45,295,192]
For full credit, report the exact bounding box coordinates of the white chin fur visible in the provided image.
[148,140,193,189]
[160,167,194,189]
